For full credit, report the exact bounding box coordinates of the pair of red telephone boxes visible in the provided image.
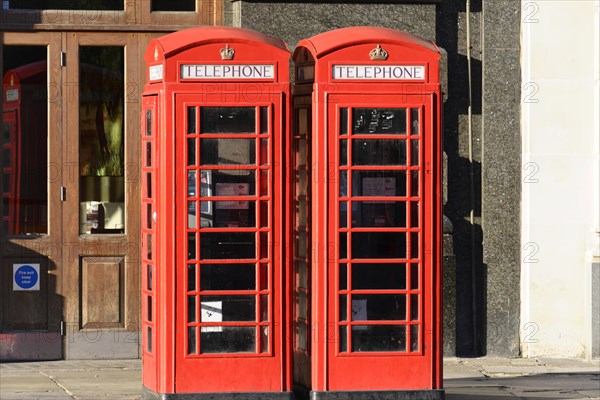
[141,26,443,400]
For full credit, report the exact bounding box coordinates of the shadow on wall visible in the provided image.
[436,0,486,357]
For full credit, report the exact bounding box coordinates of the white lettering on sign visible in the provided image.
[6,88,19,102]
[149,65,163,81]
[332,65,426,81]
[180,64,275,80]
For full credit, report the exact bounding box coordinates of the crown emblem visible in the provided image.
[154,47,159,61]
[10,75,14,86]
[220,44,235,60]
[369,44,388,61]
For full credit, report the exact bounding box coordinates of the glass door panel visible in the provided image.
[78,46,125,234]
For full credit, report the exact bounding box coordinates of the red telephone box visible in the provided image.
[291,27,444,399]
[141,27,292,399]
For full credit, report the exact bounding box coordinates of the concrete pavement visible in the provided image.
[0,357,598,399]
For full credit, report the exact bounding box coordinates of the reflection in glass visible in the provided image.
[200,138,255,165]
[352,139,406,165]
[260,326,269,353]
[353,171,407,197]
[410,325,419,351]
[79,46,124,234]
[410,294,419,321]
[200,296,255,321]
[411,140,419,166]
[352,202,406,228]
[200,107,255,133]
[260,107,269,134]
[340,140,347,166]
[410,108,419,136]
[352,294,406,321]
[352,325,406,352]
[2,46,48,235]
[352,108,406,134]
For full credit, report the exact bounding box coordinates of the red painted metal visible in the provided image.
[141,26,292,396]
[292,26,443,393]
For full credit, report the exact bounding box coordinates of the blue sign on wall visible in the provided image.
[13,264,40,291]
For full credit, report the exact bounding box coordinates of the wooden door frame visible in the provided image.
[0,31,63,360]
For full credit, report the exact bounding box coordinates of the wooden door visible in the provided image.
[0,31,63,360]
[61,32,140,358]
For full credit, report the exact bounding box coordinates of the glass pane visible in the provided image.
[411,140,419,166]
[187,327,196,354]
[352,140,406,165]
[200,296,255,322]
[199,169,256,197]
[260,326,269,353]
[339,108,348,135]
[260,263,269,290]
[339,232,347,260]
[188,295,196,322]
[200,107,255,133]
[410,263,419,289]
[187,106,196,134]
[200,264,256,291]
[410,202,419,227]
[260,232,269,259]
[260,107,269,134]
[147,234,153,260]
[411,232,419,259]
[410,294,419,321]
[298,323,308,351]
[352,232,406,259]
[410,325,419,351]
[411,171,419,197]
[340,140,347,166]
[79,46,124,234]
[339,203,348,228]
[188,232,196,260]
[152,0,195,12]
[147,295,152,322]
[297,261,307,289]
[2,46,48,235]
[188,171,196,197]
[146,172,152,198]
[188,264,196,291]
[351,295,406,321]
[410,108,419,136]
[352,108,406,134]
[147,327,153,353]
[298,291,307,319]
[354,171,406,197]
[352,202,406,228]
[200,138,256,165]
[146,203,153,229]
[147,264,153,291]
[297,108,308,136]
[200,232,256,259]
[339,263,347,290]
[188,201,196,228]
[339,295,347,321]
[352,325,406,352]
[200,327,255,354]
[145,110,152,136]
[260,295,268,322]
[206,201,255,228]
[352,263,406,290]
[8,0,122,9]
[260,139,269,165]
[339,325,347,352]
[188,138,196,165]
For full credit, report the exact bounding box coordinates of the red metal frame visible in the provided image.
[292,27,443,393]
[141,27,292,396]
